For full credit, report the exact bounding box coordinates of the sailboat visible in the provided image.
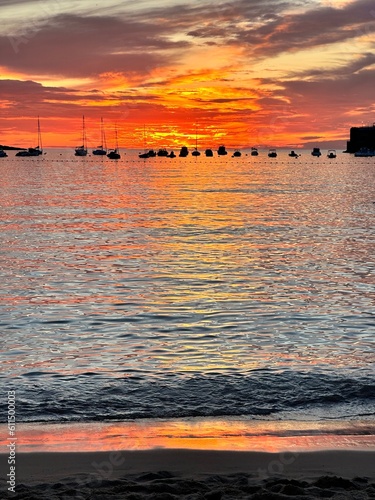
[191,125,201,156]
[107,125,121,159]
[92,118,107,155]
[75,116,88,156]
[16,117,43,156]
[28,116,43,155]
[139,125,157,158]
[139,125,149,158]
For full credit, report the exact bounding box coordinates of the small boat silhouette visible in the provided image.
[107,125,121,159]
[354,147,375,157]
[268,148,277,158]
[327,149,337,158]
[205,148,213,157]
[179,146,189,157]
[157,148,168,157]
[16,117,43,157]
[93,118,107,155]
[251,147,259,156]
[107,149,120,159]
[232,150,241,157]
[15,150,31,157]
[75,116,88,156]
[139,149,157,158]
[311,147,321,157]
[217,145,227,155]
[191,126,201,156]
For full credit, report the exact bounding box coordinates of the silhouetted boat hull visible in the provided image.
[107,124,121,159]
[75,147,87,156]
[16,118,43,157]
[354,148,375,157]
[217,145,227,155]
[92,118,107,155]
[157,149,168,157]
[107,150,121,159]
[327,150,337,158]
[75,116,88,156]
[268,149,277,158]
[139,149,156,158]
[311,147,321,157]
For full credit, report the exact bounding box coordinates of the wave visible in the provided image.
[1,370,374,423]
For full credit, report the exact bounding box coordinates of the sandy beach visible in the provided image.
[1,448,375,499]
[1,419,375,498]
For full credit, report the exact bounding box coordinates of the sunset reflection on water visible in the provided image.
[0,149,374,424]
[1,419,374,453]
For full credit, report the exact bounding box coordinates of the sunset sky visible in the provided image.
[0,0,374,148]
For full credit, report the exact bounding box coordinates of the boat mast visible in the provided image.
[82,115,87,150]
[101,117,107,150]
[37,116,42,151]
[115,124,119,152]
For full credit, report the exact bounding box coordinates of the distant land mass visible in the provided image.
[346,124,375,153]
[0,144,25,150]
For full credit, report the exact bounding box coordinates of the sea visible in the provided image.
[0,148,374,431]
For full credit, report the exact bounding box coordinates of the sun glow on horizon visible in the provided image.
[0,0,373,147]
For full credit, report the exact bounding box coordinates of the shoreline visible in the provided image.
[1,418,375,497]
[1,417,374,453]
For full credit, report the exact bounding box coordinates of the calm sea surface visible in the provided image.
[0,149,374,423]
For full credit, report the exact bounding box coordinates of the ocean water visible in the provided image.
[0,148,374,424]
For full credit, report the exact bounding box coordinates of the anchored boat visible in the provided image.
[75,116,88,156]
[107,125,121,159]
[16,117,43,157]
[268,148,277,158]
[92,118,107,155]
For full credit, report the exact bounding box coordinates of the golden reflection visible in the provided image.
[1,419,374,453]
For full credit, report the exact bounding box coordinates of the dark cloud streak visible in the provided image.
[0,13,189,77]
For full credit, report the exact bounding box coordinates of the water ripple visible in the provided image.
[0,150,374,421]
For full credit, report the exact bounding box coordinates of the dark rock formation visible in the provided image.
[346,123,375,153]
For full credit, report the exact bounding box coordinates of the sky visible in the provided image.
[0,0,374,148]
